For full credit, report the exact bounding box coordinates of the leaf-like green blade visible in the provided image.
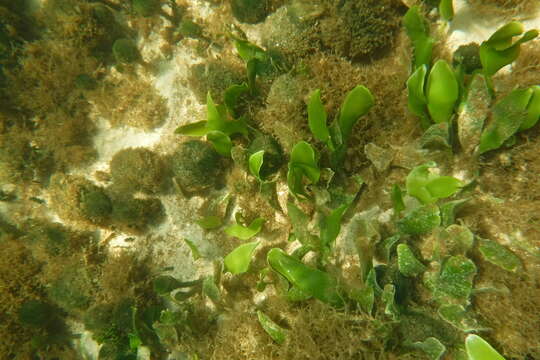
[414,36,435,70]
[435,255,477,301]
[485,21,524,50]
[439,0,454,21]
[403,6,434,68]
[338,85,374,141]
[257,311,287,345]
[224,241,260,274]
[184,239,202,260]
[308,89,330,143]
[465,334,505,360]
[207,92,223,130]
[288,141,320,196]
[425,176,463,199]
[480,24,538,76]
[479,42,520,77]
[427,60,459,123]
[397,244,426,277]
[381,284,399,319]
[175,120,209,136]
[406,162,438,204]
[403,6,429,43]
[438,304,480,332]
[478,238,522,272]
[287,202,311,245]
[267,248,342,306]
[290,141,319,182]
[225,218,265,240]
[478,88,533,154]
[234,38,267,63]
[207,131,232,156]
[249,150,265,181]
[407,65,430,127]
[520,85,540,131]
[320,203,349,248]
[412,337,446,360]
[391,185,405,215]
[202,276,221,303]
[398,204,441,235]
[196,215,222,230]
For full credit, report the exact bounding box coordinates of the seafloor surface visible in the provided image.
[1,0,540,359]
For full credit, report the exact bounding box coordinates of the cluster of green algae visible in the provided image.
[0,0,539,359]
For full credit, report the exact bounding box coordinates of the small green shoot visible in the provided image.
[479,22,538,77]
[224,241,260,274]
[397,244,426,277]
[256,311,287,345]
[267,248,342,306]
[248,150,265,181]
[175,93,248,154]
[478,238,522,272]
[287,141,320,197]
[225,217,265,240]
[403,6,435,68]
[406,162,463,204]
[465,334,505,360]
[184,239,202,260]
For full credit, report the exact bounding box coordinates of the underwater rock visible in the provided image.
[110,147,168,194]
[171,140,224,194]
[230,0,269,24]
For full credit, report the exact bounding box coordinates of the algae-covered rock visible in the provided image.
[80,184,113,222]
[112,38,140,64]
[320,0,405,61]
[453,43,482,74]
[171,140,224,194]
[230,0,269,24]
[132,0,161,17]
[110,193,164,233]
[48,266,94,313]
[110,148,168,194]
